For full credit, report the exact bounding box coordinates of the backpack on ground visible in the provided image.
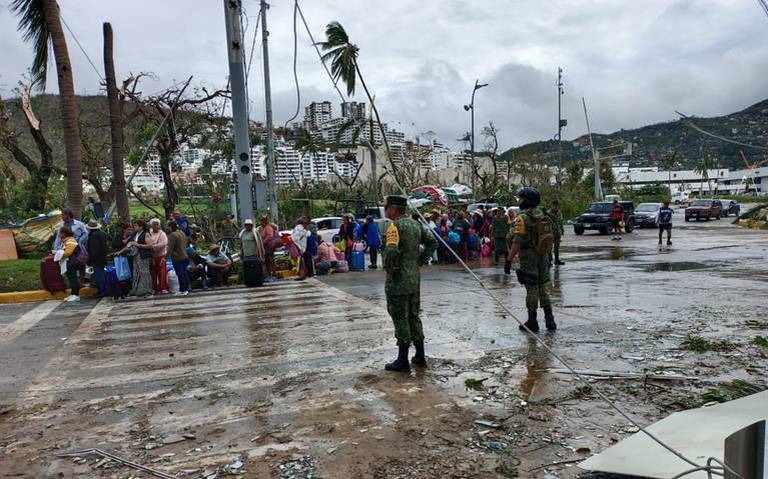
[524,212,554,256]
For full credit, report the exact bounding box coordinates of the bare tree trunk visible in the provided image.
[103,22,130,223]
[43,0,83,218]
[160,158,178,218]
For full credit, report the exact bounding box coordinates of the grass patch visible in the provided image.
[0,259,41,293]
[464,378,489,391]
[681,335,738,353]
[754,336,768,348]
[701,380,767,404]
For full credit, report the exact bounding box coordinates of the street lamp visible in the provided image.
[463,79,488,200]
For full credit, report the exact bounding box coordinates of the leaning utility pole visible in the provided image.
[582,97,603,201]
[260,0,279,221]
[556,67,566,186]
[223,0,254,223]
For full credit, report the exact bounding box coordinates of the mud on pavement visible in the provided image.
[0,219,767,478]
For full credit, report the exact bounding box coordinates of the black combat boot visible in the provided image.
[544,306,557,331]
[519,310,540,333]
[385,344,411,372]
[554,254,565,266]
[504,261,512,275]
[411,340,427,367]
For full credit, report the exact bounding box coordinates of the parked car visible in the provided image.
[280,216,344,244]
[467,202,499,212]
[671,191,690,205]
[573,201,635,235]
[685,200,722,221]
[634,202,662,228]
[718,199,740,217]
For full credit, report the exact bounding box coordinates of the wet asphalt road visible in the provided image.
[0,210,766,478]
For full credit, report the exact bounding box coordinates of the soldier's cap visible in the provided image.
[385,195,407,208]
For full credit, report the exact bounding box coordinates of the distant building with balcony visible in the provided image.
[303,101,332,131]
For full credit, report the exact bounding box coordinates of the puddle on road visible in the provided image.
[637,261,710,273]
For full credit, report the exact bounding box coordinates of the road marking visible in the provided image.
[0,301,60,346]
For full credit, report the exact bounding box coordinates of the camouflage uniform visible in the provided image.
[546,208,564,264]
[382,215,437,346]
[512,207,551,311]
[491,215,509,261]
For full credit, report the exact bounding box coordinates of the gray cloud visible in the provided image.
[1,0,767,151]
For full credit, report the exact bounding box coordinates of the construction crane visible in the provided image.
[736,149,768,194]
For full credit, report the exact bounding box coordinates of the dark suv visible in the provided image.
[573,201,635,235]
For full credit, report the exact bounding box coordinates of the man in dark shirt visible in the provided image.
[86,220,108,298]
[452,212,471,261]
[658,200,674,247]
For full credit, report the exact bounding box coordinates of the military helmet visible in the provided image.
[516,187,541,207]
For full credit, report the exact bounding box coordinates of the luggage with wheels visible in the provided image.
[105,265,126,299]
[243,257,265,287]
[350,251,365,271]
[40,254,66,292]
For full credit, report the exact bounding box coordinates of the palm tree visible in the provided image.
[12,0,83,217]
[318,21,397,194]
[694,156,716,197]
[662,151,677,198]
[102,22,129,223]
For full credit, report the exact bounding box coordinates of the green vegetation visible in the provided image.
[464,377,489,391]
[681,335,738,353]
[0,258,41,293]
[701,379,766,403]
[754,336,768,348]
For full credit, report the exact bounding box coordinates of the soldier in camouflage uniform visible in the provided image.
[506,188,557,332]
[382,195,438,372]
[546,201,565,266]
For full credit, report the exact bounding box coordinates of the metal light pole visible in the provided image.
[464,79,488,200]
[260,0,278,221]
[556,67,567,186]
[223,0,254,223]
[582,97,602,201]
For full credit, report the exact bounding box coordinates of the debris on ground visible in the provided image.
[276,455,316,479]
[700,379,767,403]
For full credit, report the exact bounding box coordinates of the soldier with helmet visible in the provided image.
[506,187,557,332]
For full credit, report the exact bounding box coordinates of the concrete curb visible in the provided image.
[0,269,299,304]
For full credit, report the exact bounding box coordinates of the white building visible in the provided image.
[304,101,332,131]
[719,167,768,195]
[614,167,731,194]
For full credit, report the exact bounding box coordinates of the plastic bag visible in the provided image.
[114,256,132,281]
[167,270,180,294]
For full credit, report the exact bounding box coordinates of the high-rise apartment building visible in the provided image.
[303,101,332,131]
[341,101,366,120]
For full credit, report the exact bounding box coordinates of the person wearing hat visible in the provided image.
[186,246,209,290]
[85,219,108,298]
[381,195,437,372]
[506,187,556,332]
[205,244,233,288]
[239,219,265,261]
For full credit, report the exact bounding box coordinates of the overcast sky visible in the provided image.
[1,0,767,150]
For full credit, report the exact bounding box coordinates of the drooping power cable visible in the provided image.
[296,4,736,475]
[60,15,105,84]
[283,0,302,129]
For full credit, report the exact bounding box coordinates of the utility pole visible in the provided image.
[223,0,254,223]
[260,0,279,221]
[582,97,603,201]
[556,67,567,186]
[463,79,488,200]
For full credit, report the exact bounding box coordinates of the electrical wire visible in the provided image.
[283,0,301,129]
[60,15,105,84]
[756,0,768,18]
[287,4,744,476]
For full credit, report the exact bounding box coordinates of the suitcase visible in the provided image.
[350,251,365,271]
[40,254,66,292]
[243,257,264,287]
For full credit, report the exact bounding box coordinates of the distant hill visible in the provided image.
[500,99,768,170]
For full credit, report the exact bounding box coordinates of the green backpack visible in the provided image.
[524,212,554,256]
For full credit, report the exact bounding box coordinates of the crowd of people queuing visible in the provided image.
[51,198,566,303]
[52,209,282,303]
